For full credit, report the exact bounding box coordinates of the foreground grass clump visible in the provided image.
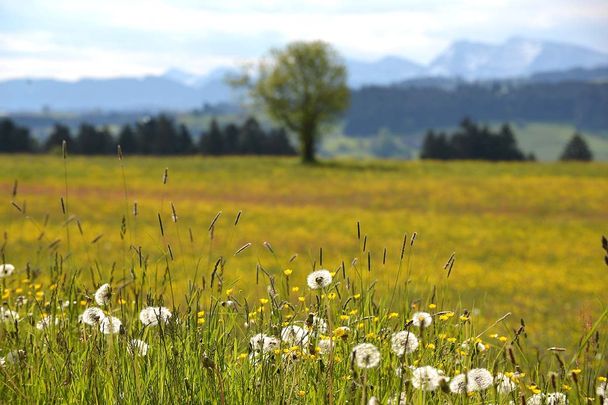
[1,229,607,403]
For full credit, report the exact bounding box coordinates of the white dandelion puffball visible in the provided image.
[449,373,467,393]
[528,392,568,405]
[311,315,328,334]
[318,339,334,355]
[0,308,19,322]
[250,333,280,353]
[281,325,309,346]
[306,269,332,290]
[386,392,407,405]
[36,315,59,330]
[139,306,172,326]
[467,368,493,391]
[495,372,517,394]
[81,307,106,326]
[0,264,15,278]
[99,316,122,334]
[411,311,432,328]
[352,343,381,369]
[391,330,419,356]
[1,349,25,366]
[94,283,112,306]
[128,339,149,357]
[367,396,381,405]
[597,380,607,397]
[411,366,441,391]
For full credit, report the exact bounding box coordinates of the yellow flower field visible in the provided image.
[0,155,606,349]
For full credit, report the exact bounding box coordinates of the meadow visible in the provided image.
[0,154,607,403]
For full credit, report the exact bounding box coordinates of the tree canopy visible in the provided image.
[560,133,593,161]
[242,41,349,163]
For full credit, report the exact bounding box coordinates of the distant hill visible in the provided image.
[1,37,608,113]
[428,37,608,79]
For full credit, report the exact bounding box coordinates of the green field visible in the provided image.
[1,155,606,349]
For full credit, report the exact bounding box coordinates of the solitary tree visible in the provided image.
[560,133,593,161]
[238,41,349,163]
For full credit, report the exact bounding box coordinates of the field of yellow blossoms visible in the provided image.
[0,154,606,403]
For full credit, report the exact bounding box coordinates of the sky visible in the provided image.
[0,0,607,80]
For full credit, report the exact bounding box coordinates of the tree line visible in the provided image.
[0,115,297,156]
[345,82,608,136]
[420,118,593,161]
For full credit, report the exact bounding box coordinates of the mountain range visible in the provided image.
[1,37,607,113]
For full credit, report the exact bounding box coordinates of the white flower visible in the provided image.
[368,396,381,405]
[250,333,280,353]
[281,325,309,346]
[99,316,122,334]
[352,343,381,369]
[411,366,441,391]
[139,306,172,326]
[306,270,332,289]
[312,315,328,333]
[495,372,517,394]
[449,373,467,393]
[411,312,432,328]
[528,392,568,405]
[0,349,25,366]
[94,283,112,306]
[318,339,334,355]
[81,307,106,326]
[597,381,607,397]
[387,392,407,405]
[0,308,19,322]
[467,368,493,391]
[0,264,15,278]
[36,315,59,330]
[128,339,149,357]
[391,331,419,356]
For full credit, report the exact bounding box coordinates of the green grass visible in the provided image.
[0,155,606,403]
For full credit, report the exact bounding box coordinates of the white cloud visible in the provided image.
[0,0,607,79]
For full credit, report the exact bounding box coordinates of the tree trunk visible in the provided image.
[300,121,316,164]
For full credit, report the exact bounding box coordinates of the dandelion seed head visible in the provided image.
[1,349,25,366]
[449,373,467,393]
[351,343,381,369]
[281,325,308,346]
[411,311,432,328]
[0,308,19,322]
[495,372,517,394]
[311,315,327,334]
[94,283,112,306]
[128,339,149,357]
[387,392,407,405]
[81,307,106,326]
[597,380,607,398]
[306,269,332,290]
[99,316,122,334]
[391,330,419,356]
[467,368,493,391]
[528,392,568,405]
[411,366,441,391]
[250,333,280,353]
[0,264,15,278]
[139,306,172,326]
[318,338,334,355]
[36,315,59,330]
